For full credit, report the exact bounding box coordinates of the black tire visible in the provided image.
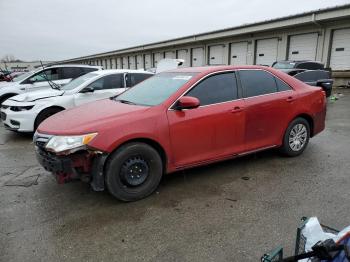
[105,142,163,202]
[280,117,310,157]
[34,107,63,130]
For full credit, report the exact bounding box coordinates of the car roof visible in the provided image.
[93,69,154,75]
[168,65,272,74]
[44,64,102,69]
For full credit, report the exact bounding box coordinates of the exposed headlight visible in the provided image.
[45,133,97,154]
[10,105,34,112]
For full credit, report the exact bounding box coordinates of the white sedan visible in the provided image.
[0,69,153,132]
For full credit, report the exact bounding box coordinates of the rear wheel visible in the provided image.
[34,107,63,130]
[105,142,163,202]
[280,118,310,157]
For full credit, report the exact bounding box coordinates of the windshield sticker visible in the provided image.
[172,76,192,80]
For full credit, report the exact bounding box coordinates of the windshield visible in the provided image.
[13,71,34,82]
[272,62,296,69]
[115,72,197,106]
[61,72,99,91]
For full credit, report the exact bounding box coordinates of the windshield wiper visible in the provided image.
[39,61,61,90]
[114,99,136,105]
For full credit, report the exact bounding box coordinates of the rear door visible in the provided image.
[74,74,125,106]
[167,71,245,167]
[238,69,295,151]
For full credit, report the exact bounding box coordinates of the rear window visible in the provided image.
[239,70,277,98]
[126,73,152,87]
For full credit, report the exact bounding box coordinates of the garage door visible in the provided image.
[111,58,116,69]
[209,45,225,65]
[192,47,205,67]
[122,57,128,69]
[230,42,248,65]
[144,54,151,69]
[153,52,163,67]
[116,58,122,69]
[165,51,175,59]
[176,49,190,67]
[256,38,278,66]
[330,28,350,70]
[288,33,318,60]
[136,55,143,69]
[129,56,136,69]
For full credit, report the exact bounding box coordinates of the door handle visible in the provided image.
[230,106,244,113]
[286,96,295,102]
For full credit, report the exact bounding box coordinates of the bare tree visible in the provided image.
[1,54,22,62]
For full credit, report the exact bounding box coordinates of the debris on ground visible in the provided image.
[4,167,41,187]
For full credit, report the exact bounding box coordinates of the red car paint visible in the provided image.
[37,65,326,175]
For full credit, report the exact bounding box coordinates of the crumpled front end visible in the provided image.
[34,132,107,190]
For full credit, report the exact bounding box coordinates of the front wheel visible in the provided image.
[105,142,163,202]
[280,118,310,157]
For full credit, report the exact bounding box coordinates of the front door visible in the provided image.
[167,71,245,168]
[74,73,126,106]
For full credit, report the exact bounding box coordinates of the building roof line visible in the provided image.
[60,3,350,62]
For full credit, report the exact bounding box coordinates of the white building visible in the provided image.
[0,61,54,72]
[59,4,350,86]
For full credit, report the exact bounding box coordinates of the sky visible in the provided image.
[0,0,349,62]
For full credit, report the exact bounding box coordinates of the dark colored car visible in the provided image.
[34,65,326,202]
[272,60,333,97]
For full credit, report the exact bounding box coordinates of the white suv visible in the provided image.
[0,69,153,132]
[0,64,102,105]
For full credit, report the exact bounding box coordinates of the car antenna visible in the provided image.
[39,60,61,90]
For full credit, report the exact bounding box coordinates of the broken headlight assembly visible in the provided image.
[45,133,98,155]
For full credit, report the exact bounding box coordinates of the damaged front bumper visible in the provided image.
[34,134,108,191]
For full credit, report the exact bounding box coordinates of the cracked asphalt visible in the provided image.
[1,90,350,262]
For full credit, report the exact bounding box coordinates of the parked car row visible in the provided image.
[24,64,326,202]
[272,60,333,97]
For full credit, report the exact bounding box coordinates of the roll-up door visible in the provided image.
[176,49,190,67]
[191,47,205,67]
[144,54,151,69]
[256,38,278,66]
[208,45,225,65]
[288,33,318,60]
[136,55,143,69]
[153,52,163,67]
[230,42,248,65]
[165,51,175,59]
[330,28,350,70]
[129,56,136,69]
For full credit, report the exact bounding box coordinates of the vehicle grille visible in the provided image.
[0,112,6,121]
[33,133,52,149]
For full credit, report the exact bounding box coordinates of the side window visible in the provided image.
[239,70,277,98]
[102,74,124,89]
[28,68,59,82]
[186,72,237,106]
[275,77,291,91]
[82,67,98,74]
[62,67,84,79]
[87,74,123,90]
[87,78,104,90]
[126,73,152,87]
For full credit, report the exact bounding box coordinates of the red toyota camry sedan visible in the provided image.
[34,65,326,201]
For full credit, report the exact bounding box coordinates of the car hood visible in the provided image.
[37,99,150,135]
[0,81,19,88]
[10,89,64,102]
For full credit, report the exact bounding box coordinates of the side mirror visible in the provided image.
[176,96,200,110]
[80,86,94,93]
[316,79,333,88]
